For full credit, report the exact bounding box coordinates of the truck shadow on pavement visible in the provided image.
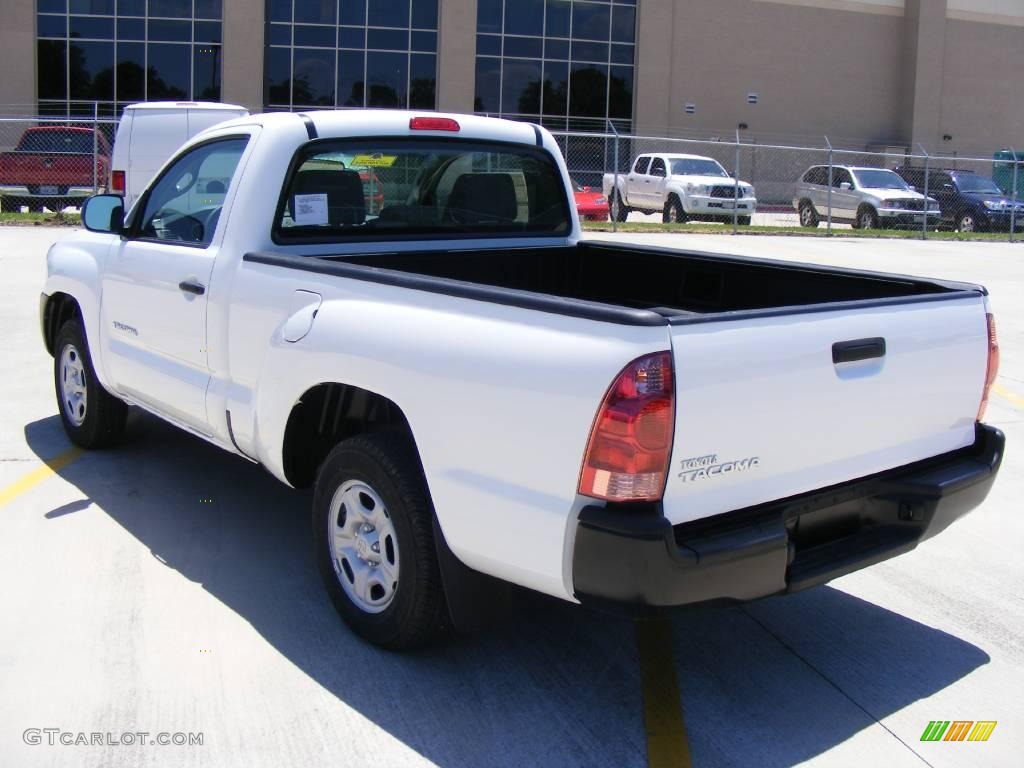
[26,412,990,768]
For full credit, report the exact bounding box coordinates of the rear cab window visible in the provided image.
[273,138,571,243]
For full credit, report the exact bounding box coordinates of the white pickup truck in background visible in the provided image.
[42,110,1004,649]
[603,152,758,224]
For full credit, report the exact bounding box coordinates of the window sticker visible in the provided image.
[351,154,397,168]
[294,193,328,225]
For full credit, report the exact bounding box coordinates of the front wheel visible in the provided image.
[53,319,127,448]
[855,206,879,230]
[957,212,979,232]
[313,432,447,649]
[663,195,687,224]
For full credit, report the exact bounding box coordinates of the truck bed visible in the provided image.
[333,241,975,320]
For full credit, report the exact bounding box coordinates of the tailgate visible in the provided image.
[662,295,988,525]
[1,153,93,185]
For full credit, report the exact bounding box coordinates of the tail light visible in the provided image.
[578,352,674,502]
[409,116,460,131]
[111,170,125,194]
[977,312,999,421]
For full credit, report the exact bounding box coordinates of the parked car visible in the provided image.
[992,149,1024,198]
[794,165,940,229]
[571,177,609,221]
[603,153,756,224]
[110,101,249,211]
[894,166,1024,232]
[0,126,110,212]
[43,110,1003,649]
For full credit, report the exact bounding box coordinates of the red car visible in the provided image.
[0,126,111,212]
[572,178,609,221]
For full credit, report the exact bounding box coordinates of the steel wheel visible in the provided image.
[328,479,400,613]
[858,208,878,230]
[958,213,976,232]
[59,343,88,427]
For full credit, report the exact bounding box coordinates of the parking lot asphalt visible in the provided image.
[2,227,1022,768]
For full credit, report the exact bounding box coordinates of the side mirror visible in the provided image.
[81,194,124,234]
[582,185,591,193]
[839,182,852,190]
[942,183,955,191]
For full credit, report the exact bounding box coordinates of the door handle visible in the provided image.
[832,337,886,364]
[178,280,205,296]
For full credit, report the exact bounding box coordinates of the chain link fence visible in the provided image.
[551,128,1023,242]
[0,110,119,213]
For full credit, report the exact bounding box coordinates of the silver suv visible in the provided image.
[793,165,940,229]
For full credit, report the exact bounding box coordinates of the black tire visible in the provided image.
[854,206,878,230]
[737,216,752,226]
[663,194,687,224]
[53,318,128,448]
[610,191,629,222]
[798,201,819,228]
[313,432,447,649]
[957,212,981,233]
[1,197,18,213]
[28,203,44,213]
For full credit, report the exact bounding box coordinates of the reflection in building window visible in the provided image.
[264,0,438,111]
[36,0,223,117]
[474,0,635,133]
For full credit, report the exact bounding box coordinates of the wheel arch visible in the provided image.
[280,381,420,489]
[42,292,83,357]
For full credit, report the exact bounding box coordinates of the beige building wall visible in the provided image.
[635,0,906,147]
[939,18,1024,155]
[0,3,36,115]
[220,0,265,112]
[437,0,478,113]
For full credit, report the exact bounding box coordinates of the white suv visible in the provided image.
[794,165,940,229]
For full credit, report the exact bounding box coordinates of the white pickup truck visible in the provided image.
[42,110,1004,649]
[603,152,758,224]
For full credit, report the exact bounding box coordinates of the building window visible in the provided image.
[36,0,224,117]
[264,0,438,111]
[474,0,635,132]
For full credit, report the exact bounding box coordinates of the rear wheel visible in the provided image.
[663,195,686,224]
[855,206,879,230]
[798,201,820,228]
[313,432,447,649]
[610,191,629,222]
[53,319,127,448]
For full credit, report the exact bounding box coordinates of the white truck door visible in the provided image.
[647,156,668,210]
[626,156,651,208]
[100,136,250,432]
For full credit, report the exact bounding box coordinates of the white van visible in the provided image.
[110,101,249,211]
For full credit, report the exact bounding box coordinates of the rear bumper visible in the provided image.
[572,423,1004,608]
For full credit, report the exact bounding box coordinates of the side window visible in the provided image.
[649,157,666,177]
[930,173,951,189]
[833,169,852,188]
[633,156,650,175]
[137,137,249,247]
[804,167,825,185]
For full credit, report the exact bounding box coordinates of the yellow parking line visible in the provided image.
[636,618,693,768]
[0,447,83,508]
[993,383,1024,410]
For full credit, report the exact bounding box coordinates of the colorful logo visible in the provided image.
[920,721,997,742]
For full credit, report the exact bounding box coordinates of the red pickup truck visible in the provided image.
[0,126,110,212]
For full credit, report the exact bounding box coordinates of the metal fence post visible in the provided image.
[1011,146,1018,243]
[919,144,930,240]
[733,128,740,234]
[825,136,833,237]
[92,101,99,194]
[608,120,620,233]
